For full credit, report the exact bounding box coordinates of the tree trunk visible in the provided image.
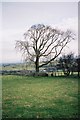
[35,56,39,73]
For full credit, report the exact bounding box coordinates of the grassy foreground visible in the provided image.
[2,75,78,118]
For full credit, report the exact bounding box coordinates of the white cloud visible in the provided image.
[54,17,78,33]
[0,29,24,63]
[1,0,79,2]
[53,17,78,55]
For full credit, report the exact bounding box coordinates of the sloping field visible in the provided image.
[2,75,78,118]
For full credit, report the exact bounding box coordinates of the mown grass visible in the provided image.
[2,75,79,118]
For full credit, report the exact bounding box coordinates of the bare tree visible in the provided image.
[16,24,74,72]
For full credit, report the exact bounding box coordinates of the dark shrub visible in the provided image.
[34,72,48,77]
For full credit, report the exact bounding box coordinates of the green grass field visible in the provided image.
[2,75,78,118]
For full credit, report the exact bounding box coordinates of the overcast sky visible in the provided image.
[0,2,78,63]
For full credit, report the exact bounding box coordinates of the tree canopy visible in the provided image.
[16,24,74,72]
[58,53,76,76]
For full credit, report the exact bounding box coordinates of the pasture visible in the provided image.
[2,75,78,118]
